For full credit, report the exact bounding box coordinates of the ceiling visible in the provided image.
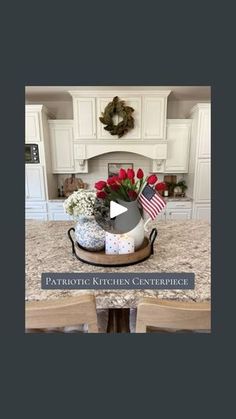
[25,86,211,102]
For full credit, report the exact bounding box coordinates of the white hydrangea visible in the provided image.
[63,189,96,217]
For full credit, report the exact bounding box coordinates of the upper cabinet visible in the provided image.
[69,89,171,141]
[72,97,96,139]
[49,120,74,173]
[197,105,211,158]
[165,120,191,173]
[142,94,169,139]
[25,106,42,142]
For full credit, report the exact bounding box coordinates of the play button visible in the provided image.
[110,201,128,219]
[93,197,142,234]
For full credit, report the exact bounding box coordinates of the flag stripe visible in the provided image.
[138,184,166,220]
[152,195,165,211]
[139,196,156,216]
[139,197,156,219]
[139,195,156,218]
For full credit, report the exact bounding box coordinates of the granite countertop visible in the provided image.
[25,220,210,308]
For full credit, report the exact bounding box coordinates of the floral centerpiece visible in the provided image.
[94,168,167,249]
[64,189,105,251]
[95,168,167,202]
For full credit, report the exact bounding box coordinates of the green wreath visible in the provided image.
[99,96,135,138]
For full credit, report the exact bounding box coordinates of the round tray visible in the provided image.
[68,228,158,267]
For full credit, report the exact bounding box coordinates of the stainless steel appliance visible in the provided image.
[25,144,40,163]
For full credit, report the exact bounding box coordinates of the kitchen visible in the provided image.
[25,86,211,333]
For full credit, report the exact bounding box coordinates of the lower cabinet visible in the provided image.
[26,212,48,220]
[47,201,73,221]
[48,211,72,221]
[25,201,48,220]
[157,201,192,221]
[192,204,211,222]
[167,209,192,220]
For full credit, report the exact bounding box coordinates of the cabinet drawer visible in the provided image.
[25,201,47,211]
[48,211,72,221]
[167,201,192,209]
[47,201,65,211]
[26,212,48,220]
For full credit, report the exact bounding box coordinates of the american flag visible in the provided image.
[138,184,166,220]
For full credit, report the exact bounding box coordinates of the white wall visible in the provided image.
[56,151,184,190]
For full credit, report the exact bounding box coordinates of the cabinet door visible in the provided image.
[49,121,74,173]
[198,107,211,158]
[142,96,167,139]
[167,209,192,220]
[165,121,191,173]
[194,159,211,202]
[25,165,45,201]
[193,204,211,222]
[25,111,41,142]
[73,98,96,139]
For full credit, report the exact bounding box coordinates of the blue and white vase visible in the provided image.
[75,215,105,251]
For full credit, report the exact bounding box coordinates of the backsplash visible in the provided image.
[56,151,185,191]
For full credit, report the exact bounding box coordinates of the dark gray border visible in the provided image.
[1,1,235,417]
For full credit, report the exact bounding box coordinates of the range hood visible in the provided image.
[69,88,171,173]
[74,140,167,173]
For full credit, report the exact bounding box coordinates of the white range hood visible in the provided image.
[74,140,167,172]
[69,88,171,173]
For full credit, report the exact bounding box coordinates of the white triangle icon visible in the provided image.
[110,201,128,219]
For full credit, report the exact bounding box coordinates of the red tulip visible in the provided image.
[137,168,144,179]
[96,191,107,199]
[127,168,135,179]
[107,176,116,185]
[110,184,120,191]
[95,180,107,190]
[119,168,127,180]
[147,174,158,185]
[155,182,166,191]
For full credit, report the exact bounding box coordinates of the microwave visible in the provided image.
[25,143,40,163]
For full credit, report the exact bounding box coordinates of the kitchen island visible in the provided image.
[26,220,211,308]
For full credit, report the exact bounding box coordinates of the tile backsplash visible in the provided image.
[57,152,185,191]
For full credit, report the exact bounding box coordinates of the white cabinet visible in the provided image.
[198,107,211,158]
[165,120,191,173]
[166,209,192,220]
[97,97,141,139]
[186,104,211,221]
[25,109,41,142]
[25,165,46,200]
[25,201,48,220]
[72,97,96,139]
[157,201,192,221]
[49,120,74,173]
[142,95,169,139]
[47,201,72,221]
[26,212,48,220]
[194,159,211,202]
[193,204,211,222]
